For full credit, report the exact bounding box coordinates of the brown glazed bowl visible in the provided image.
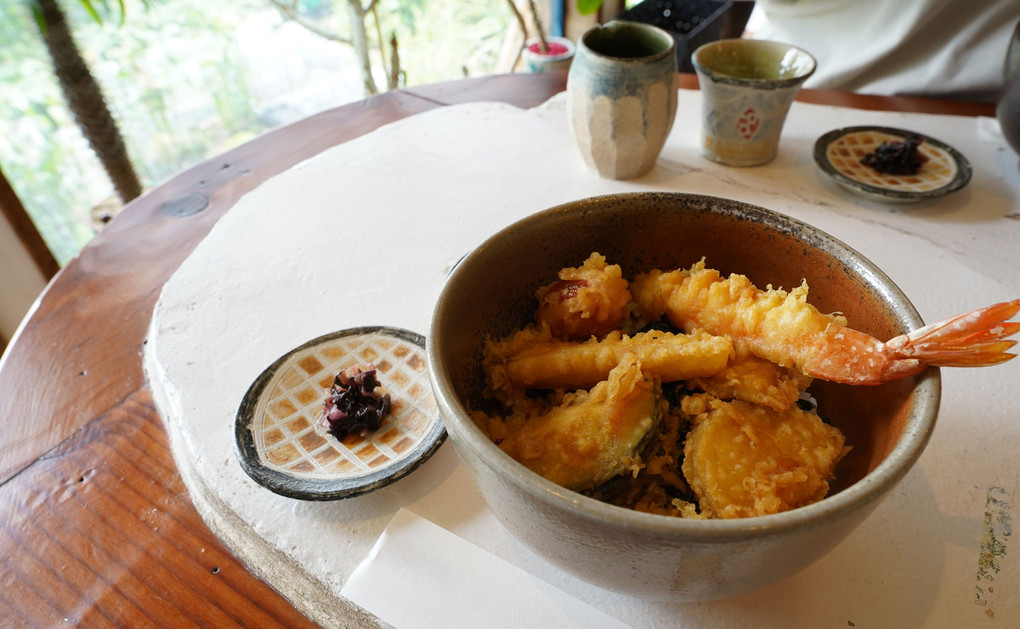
[426,192,939,601]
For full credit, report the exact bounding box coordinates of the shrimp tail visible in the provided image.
[884,300,1020,370]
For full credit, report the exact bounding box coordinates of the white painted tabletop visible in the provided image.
[144,90,1020,628]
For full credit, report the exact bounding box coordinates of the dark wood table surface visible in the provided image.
[0,72,996,627]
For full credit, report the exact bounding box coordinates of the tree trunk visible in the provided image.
[34,0,143,203]
[346,0,378,95]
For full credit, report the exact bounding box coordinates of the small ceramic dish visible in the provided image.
[814,126,972,202]
[235,326,445,500]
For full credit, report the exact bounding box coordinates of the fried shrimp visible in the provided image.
[680,393,848,519]
[632,260,1020,385]
[485,326,733,395]
[536,252,632,341]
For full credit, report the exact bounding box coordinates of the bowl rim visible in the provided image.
[578,21,677,65]
[427,191,941,541]
[691,38,817,88]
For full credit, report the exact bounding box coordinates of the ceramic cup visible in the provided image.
[692,39,816,167]
[567,21,678,180]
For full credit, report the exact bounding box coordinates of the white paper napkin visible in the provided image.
[341,508,633,629]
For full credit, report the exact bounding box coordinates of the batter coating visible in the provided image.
[681,393,848,519]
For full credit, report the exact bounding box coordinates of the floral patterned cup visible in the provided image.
[692,39,815,167]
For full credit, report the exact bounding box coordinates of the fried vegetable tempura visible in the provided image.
[688,354,812,411]
[588,401,704,519]
[474,253,882,520]
[487,327,732,397]
[680,393,848,519]
[496,355,662,491]
[536,252,632,341]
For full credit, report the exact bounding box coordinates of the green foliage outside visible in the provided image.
[1,0,512,264]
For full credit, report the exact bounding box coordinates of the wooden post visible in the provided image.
[0,165,59,280]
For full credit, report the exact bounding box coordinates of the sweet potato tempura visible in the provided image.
[680,393,848,519]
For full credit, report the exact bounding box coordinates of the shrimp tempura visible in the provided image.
[633,259,1020,385]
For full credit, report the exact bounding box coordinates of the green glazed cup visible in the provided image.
[692,39,816,166]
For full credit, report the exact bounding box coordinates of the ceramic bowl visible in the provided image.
[426,192,940,601]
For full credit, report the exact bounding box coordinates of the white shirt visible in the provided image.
[751,0,1020,101]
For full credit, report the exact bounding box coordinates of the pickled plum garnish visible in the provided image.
[322,364,391,440]
[860,134,928,175]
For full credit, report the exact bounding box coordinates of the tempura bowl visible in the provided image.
[426,192,939,601]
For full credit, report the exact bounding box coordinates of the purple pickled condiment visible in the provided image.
[322,364,392,440]
[860,134,928,175]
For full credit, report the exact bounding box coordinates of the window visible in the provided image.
[0,0,520,264]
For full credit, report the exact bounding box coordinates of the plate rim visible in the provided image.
[234,325,446,501]
[813,125,973,202]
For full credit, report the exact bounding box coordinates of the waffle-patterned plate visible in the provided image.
[235,326,445,500]
[814,126,971,203]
